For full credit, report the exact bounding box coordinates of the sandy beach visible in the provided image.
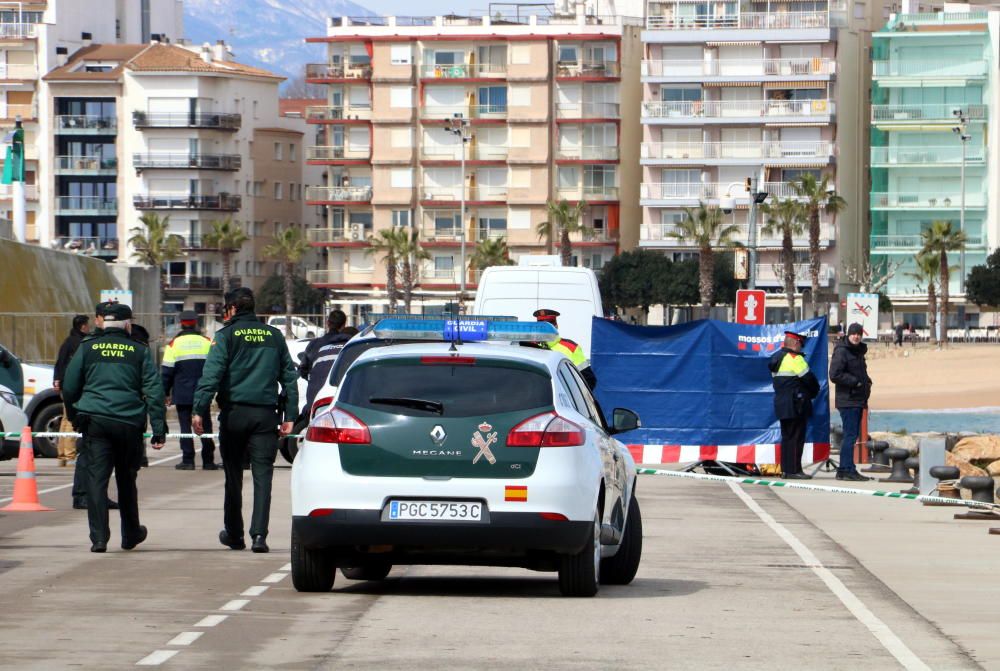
[842,343,1000,410]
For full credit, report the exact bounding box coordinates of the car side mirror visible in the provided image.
[609,408,640,435]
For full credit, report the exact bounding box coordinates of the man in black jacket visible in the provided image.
[298,309,350,415]
[829,323,873,481]
[768,331,820,479]
[53,315,89,467]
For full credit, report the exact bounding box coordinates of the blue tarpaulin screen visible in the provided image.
[591,317,830,447]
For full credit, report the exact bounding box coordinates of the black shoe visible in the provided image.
[175,463,195,471]
[251,535,269,553]
[837,472,872,482]
[108,499,119,510]
[219,529,246,550]
[202,463,220,471]
[122,525,147,551]
[782,473,813,480]
[141,458,149,468]
[91,541,107,553]
[73,498,87,510]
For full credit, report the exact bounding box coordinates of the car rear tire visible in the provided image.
[341,561,392,581]
[279,417,308,464]
[290,527,335,592]
[600,494,642,585]
[31,402,62,458]
[558,510,601,597]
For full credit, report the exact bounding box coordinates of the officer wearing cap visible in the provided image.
[61,302,167,553]
[192,288,298,553]
[533,308,598,390]
[768,330,820,480]
[163,311,217,470]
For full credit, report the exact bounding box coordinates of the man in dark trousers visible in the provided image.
[53,314,89,467]
[163,311,217,470]
[829,323,873,481]
[61,303,167,553]
[298,309,350,415]
[768,330,820,480]
[193,288,298,553]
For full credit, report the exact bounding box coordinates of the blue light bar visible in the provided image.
[372,318,558,343]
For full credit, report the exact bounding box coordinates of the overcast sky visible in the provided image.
[360,0,509,17]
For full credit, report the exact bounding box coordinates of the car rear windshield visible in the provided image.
[327,339,421,388]
[338,358,553,417]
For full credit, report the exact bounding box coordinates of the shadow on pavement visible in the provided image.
[335,575,708,599]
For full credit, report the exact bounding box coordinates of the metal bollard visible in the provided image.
[880,447,912,483]
[954,476,1000,521]
[863,440,891,473]
[900,456,920,495]
[990,487,1000,536]
[926,465,962,506]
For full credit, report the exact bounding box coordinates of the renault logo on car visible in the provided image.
[430,425,447,445]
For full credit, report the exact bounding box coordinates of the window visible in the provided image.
[434,255,455,272]
[390,44,412,65]
[558,166,579,188]
[660,86,702,102]
[289,144,296,161]
[434,212,460,234]
[477,86,507,114]
[559,46,579,64]
[274,142,283,160]
[274,182,283,199]
[392,210,411,228]
[477,212,507,239]
[253,181,263,197]
[253,100,258,119]
[391,169,413,188]
[289,183,296,201]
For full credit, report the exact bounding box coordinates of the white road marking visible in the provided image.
[194,614,228,627]
[728,481,931,671]
[261,572,287,584]
[219,599,250,611]
[242,585,268,596]
[280,563,291,571]
[136,650,179,666]
[167,631,203,646]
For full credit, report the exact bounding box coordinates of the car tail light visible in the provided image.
[420,356,476,365]
[539,512,568,521]
[309,508,335,517]
[507,412,585,447]
[305,407,371,444]
[311,396,334,417]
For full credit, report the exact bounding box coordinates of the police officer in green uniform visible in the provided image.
[61,303,167,553]
[768,330,820,480]
[193,288,298,553]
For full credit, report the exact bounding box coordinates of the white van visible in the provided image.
[473,261,603,357]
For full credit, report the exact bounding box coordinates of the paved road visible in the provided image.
[0,446,984,669]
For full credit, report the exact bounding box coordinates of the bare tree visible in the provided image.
[281,75,325,99]
[841,257,903,294]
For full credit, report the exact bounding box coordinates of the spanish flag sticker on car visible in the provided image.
[505,485,527,502]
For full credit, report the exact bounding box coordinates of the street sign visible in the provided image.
[736,289,766,325]
[101,289,133,306]
[846,293,879,339]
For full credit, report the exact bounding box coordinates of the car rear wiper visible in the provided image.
[368,397,444,415]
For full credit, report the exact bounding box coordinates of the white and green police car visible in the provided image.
[290,317,643,597]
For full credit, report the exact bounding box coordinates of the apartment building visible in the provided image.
[0,0,182,242]
[869,6,997,326]
[43,40,286,314]
[638,0,886,318]
[303,10,642,313]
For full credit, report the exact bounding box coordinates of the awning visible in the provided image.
[763,81,829,89]
[706,41,761,46]
[765,122,830,128]
[764,162,831,168]
[702,80,761,87]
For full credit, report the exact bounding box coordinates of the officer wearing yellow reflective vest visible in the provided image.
[768,330,820,480]
[162,311,217,470]
[533,309,597,390]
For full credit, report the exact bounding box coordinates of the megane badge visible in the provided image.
[430,425,447,445]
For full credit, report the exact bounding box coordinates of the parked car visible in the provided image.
[267,316,321,340]
[0,343,63,458]
[0,383,28,459]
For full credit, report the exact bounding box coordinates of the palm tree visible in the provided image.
[538,199,588,266]
[396,227,431,314]
[366,228,407,313]
[790,173,846,316]
[128,213,183,287]
[761,198,807,317]
[907,252,941,346]
[471,237,513,273]
[920,219,966,346]
[668,202,742,317]
[263,226,310,338]
[202,216,249,297]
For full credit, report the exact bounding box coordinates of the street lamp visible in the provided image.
[721,177,769,290]
[446,115,473,311]
[952,109,970,293]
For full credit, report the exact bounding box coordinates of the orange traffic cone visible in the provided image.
[1,427,53,512]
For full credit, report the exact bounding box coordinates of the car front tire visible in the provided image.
[600,494,642,585]
[558,510,601,597]
[291,526,335,592]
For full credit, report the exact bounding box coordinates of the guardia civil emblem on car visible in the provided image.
[471,421,498,465]
[429,425,446,445]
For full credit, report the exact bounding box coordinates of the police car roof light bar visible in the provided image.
[372,318,558,343]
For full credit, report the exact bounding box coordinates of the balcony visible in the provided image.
[556,185,620,201]
[871,234,985,251]
[642,58,835,79]
[641,222,834,247]
[306,269,374,285]
[163,276,223,291]
[304,186,373,203]
[133,194,242,211]
[755,263,835,288]
[872,60,987,79]
[555,102,620,120]
[52,236,119,257]
[0,63,36,79]
[305,145,371,162]
[646,10,832,31]
[420,185,508,202]
[0,183,37,200]
[421,105,507,121]
[641,141,833,164]
[303,105,372,122]
[56,196,118,215]
[132,153,242,171]
[419,267,481,285]
[0,23,38,39]
[871,104,987,124]
[304,62,372,81]
[132,111,241,131]
[642,99,834,123]
[420,63,506,79]
[421,144,509,161]
[54,155,118,175]
[870,192,986,209]
[55,114,115,133]
[870,146,986,165]
[420,225,464,243]
[0,103,35,121]
[307,228,370,244]
[555,145,620,161]
[569,228,619,244]
[888,11,988,28]
[556,60,620,78]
